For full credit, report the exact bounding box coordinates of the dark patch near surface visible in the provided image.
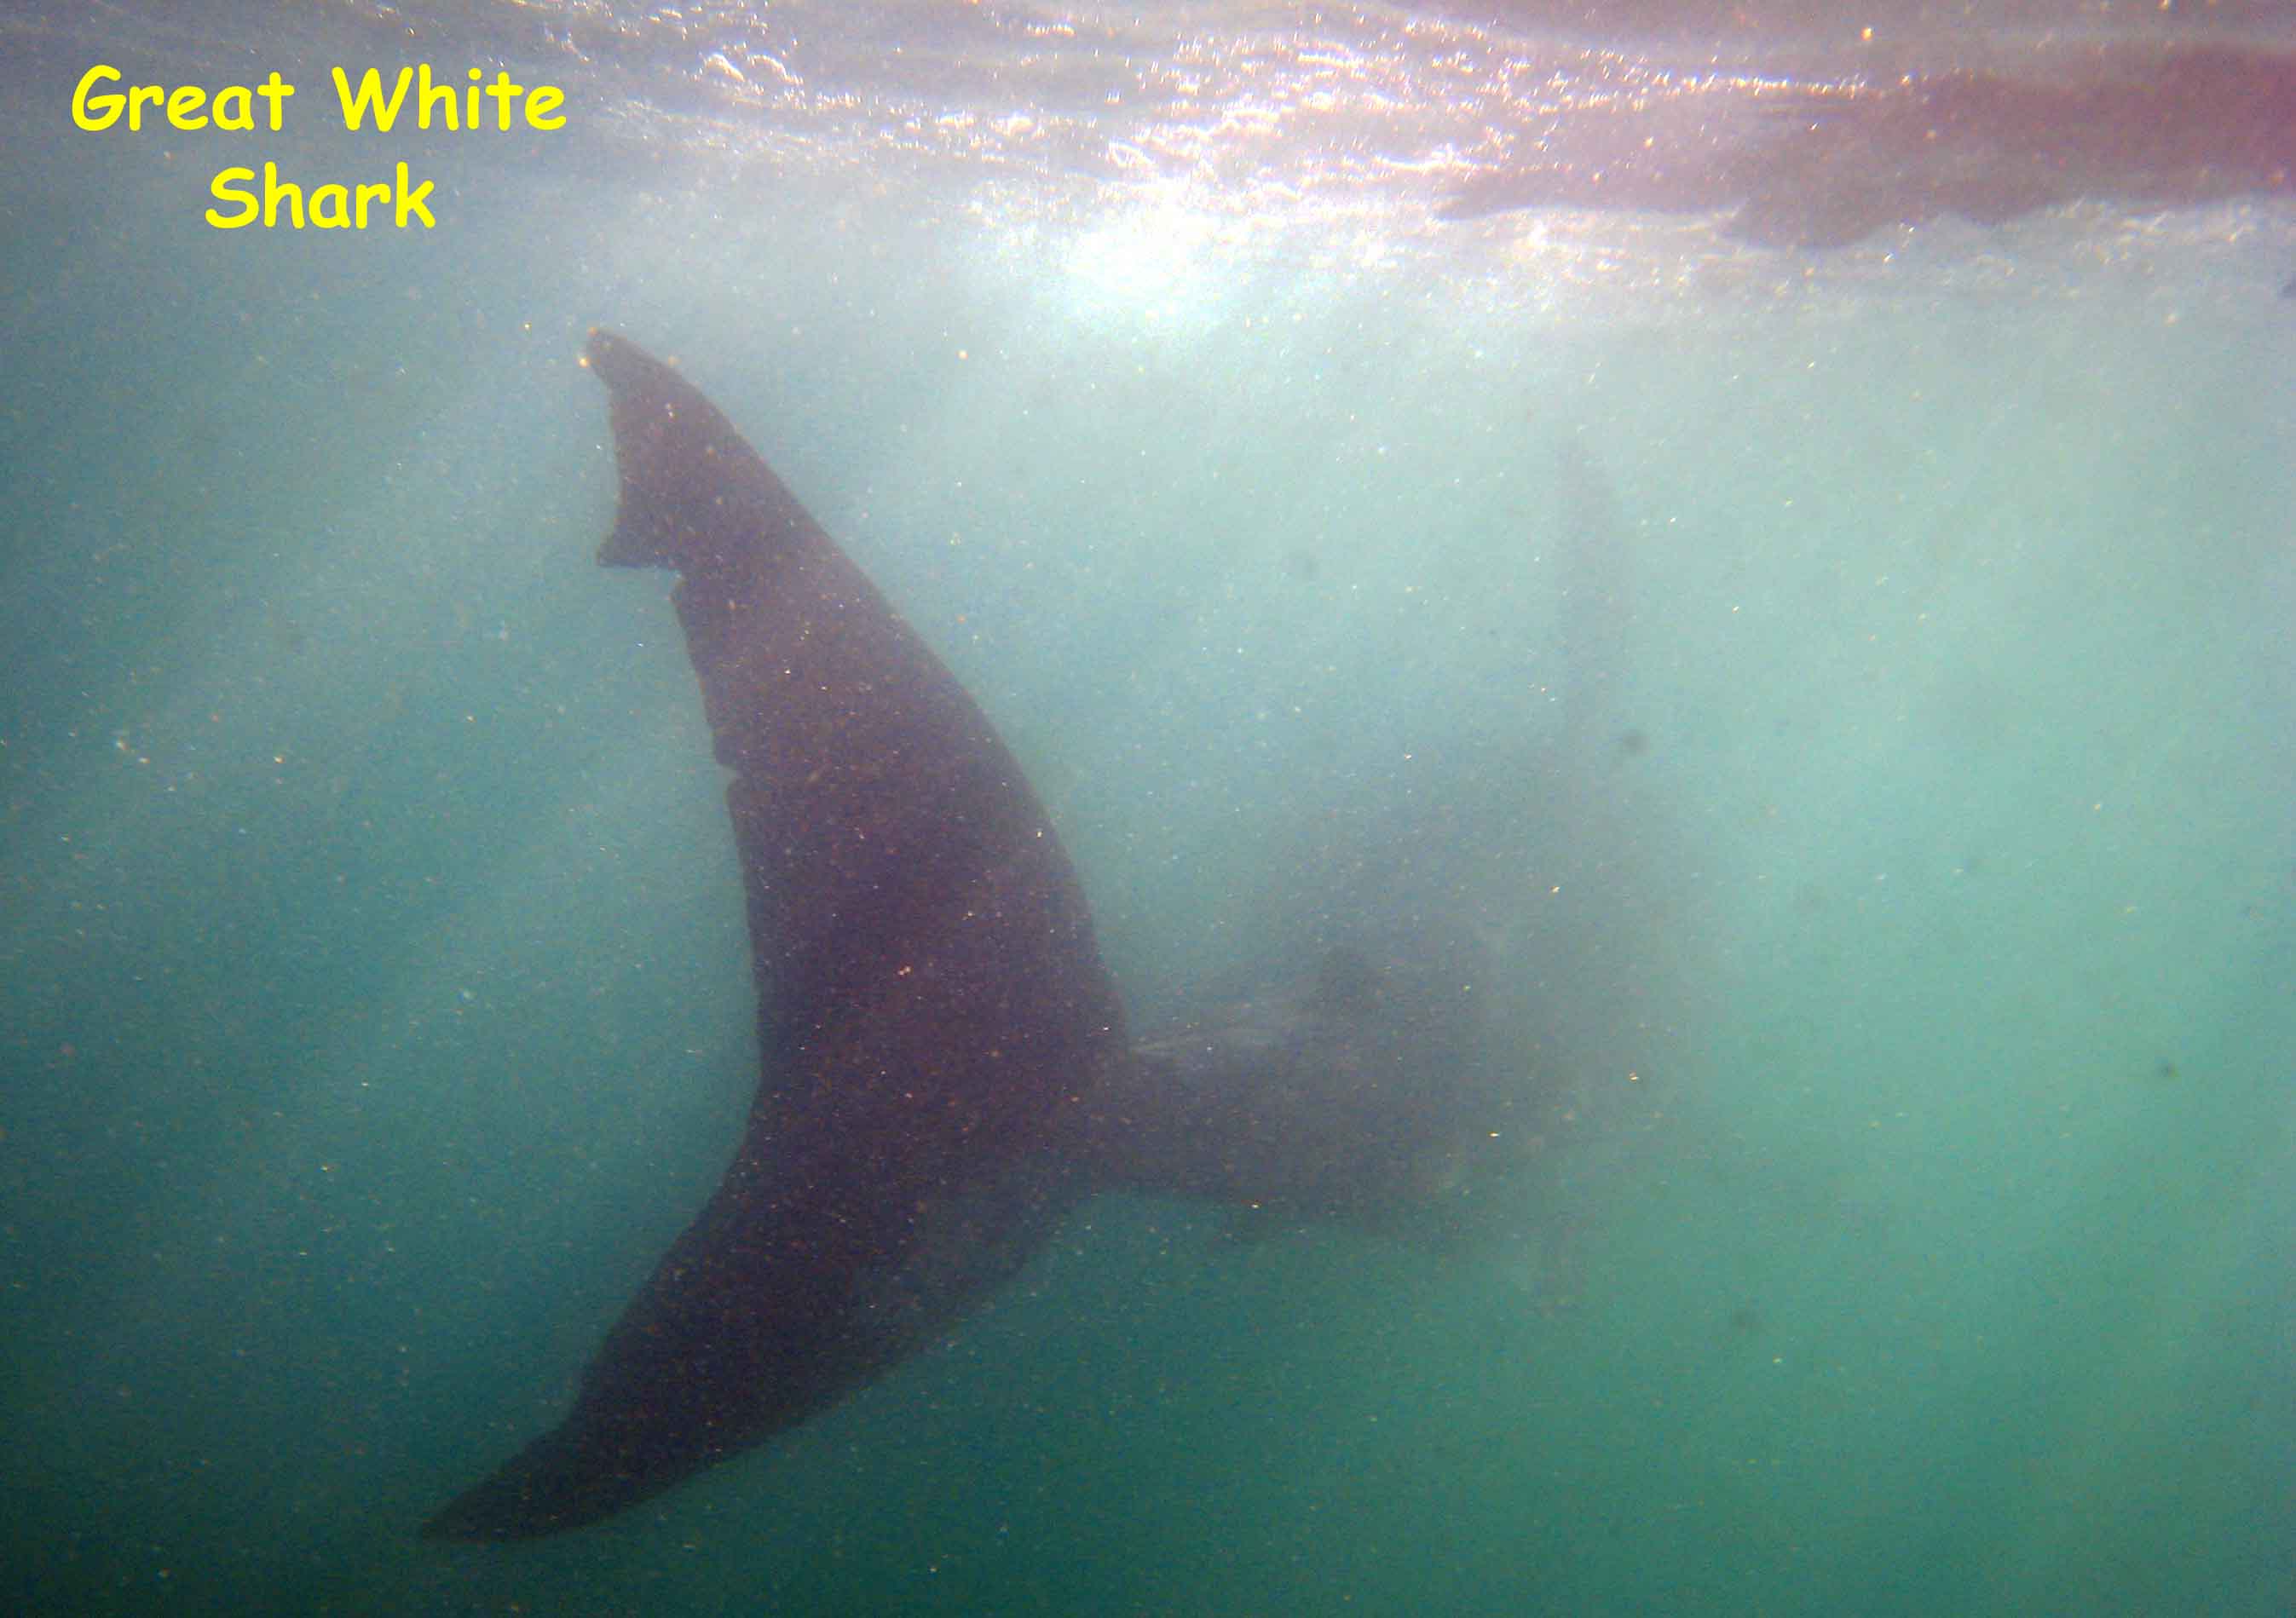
[1440,47,2296,250]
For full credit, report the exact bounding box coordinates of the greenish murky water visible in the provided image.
[3,20,2293,1613]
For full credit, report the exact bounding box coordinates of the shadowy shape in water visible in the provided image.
[1077,927,1523,1232]
[424,332,1520,1540]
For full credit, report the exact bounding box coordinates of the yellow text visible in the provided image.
[206,162,437,230]
[73,64,295,131]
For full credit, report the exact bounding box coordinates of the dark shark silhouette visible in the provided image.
[424,331,1514,1540]
[423,331,1133,1540]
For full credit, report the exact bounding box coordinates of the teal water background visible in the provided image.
[3,43,2293,1616]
